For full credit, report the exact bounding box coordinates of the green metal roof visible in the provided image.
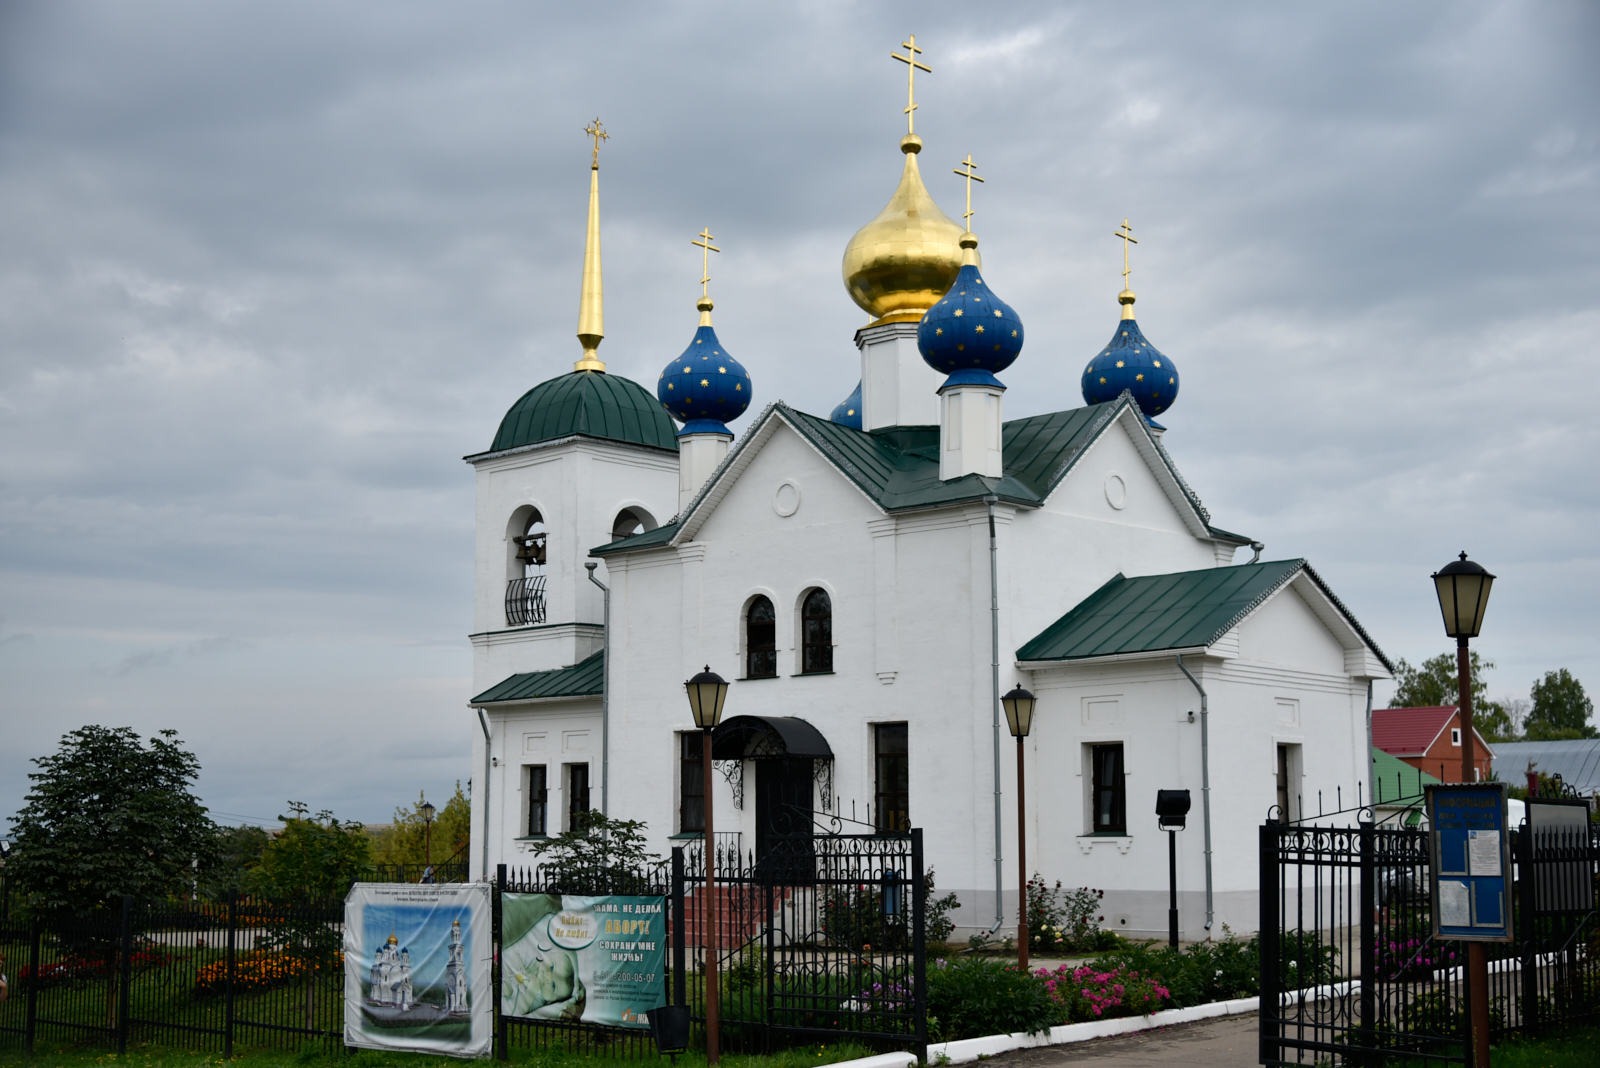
[478,371,678,457]
[1016,559,1308,661]
[1371,746,1440,806]
[594,393,1245,558]
[470,651,604,704]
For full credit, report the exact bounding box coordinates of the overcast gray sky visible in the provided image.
[2,1,1596,831]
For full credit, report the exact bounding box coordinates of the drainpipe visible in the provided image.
[477,708,492,881]
[1175,653,1213,931]
[586,561,610,816]
[1249,541,1264,564]
[984,495,1004,935]
[1363,680,1374,809]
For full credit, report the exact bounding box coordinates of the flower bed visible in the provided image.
[194,949,343,995]
[21,948,170,988]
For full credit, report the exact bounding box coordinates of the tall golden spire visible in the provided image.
[841,34,970,325]
[1114,218,1138,320]
[691,227,720,326]
[575,118,609,373]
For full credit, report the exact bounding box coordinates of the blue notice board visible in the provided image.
[1426,783,1514,943]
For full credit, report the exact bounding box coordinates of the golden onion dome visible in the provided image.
[842,134,977,326]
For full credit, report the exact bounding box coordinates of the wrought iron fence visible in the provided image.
[0,893,345,1057]
[1260,815,1599,1066]
[674,822,927,1060]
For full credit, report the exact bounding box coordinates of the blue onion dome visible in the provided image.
[830,380,863,429]
[1080,289,1178,419]
[916,233,1024,384]
[657,297,752,436]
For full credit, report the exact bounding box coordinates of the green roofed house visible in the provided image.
[463,105,1395,942]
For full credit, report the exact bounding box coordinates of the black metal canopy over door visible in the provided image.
[712,715,831,881]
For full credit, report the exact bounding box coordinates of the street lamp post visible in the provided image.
[419,799,437,868]
[1001,685,1037,970]
[684,666,730,1066]
[1431,551,1496,1068]
[1155,790,1191,949]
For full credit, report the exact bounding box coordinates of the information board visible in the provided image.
[500,893,666,1029]
[343,882,494,1058]
[1426,783,1514,943]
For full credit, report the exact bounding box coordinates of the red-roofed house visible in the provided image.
[1372,706,1495,782]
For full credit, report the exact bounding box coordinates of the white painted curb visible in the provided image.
[827,997,1261,1068]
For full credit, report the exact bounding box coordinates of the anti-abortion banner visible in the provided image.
[501,893,666,1028]
[344,882,493,1058]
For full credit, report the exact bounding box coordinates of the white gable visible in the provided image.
[1237,582,1352,677]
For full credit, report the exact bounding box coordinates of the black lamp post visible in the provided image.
[684,666,729,1066]
[1155,790,1191,949]
[1431,551,1495,1068]
[419,799,437,868]
[1002,684,1036,969]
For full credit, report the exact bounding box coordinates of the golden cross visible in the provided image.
[953,154,985,231]
[584,117,609,169]
[890,35,931,134]
[1114,218,1138,286]
[691,227,720,297]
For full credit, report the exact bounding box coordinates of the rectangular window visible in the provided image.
[1276,743,1302,821]
[1090,744,1126,834]
[680,733,705,834]
[526,765,548,837]
[1276,744,1290,820]
[566,763,590,829]
[874,723,909,833]
[1451,727,1462,746]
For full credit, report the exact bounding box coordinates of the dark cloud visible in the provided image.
[2,1,1597,827]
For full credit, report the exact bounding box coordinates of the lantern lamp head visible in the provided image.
[1001,685,1037,739]
[1431,552,1495,639]
[419,800,436,824]
[684,665,730,730]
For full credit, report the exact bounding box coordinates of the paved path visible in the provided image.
[979,1014,1258,1066]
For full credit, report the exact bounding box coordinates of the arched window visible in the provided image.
[801,588,832,674]
[745,596,777,679]
[505,509,546,626]
[611,508,645,542]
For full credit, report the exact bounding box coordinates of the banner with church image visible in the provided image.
[344,882,493,1058]
[501,893,666,1029]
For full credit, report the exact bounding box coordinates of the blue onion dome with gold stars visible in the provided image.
[1080,289,1178,419]
[657,297,751,435]
[830,380,863,429]
[916,233,1024,385]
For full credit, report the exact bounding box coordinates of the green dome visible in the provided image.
[491,371,679,453]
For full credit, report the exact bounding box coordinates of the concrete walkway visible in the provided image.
[977,1013,1258,1066]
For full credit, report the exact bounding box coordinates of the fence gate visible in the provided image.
[674,821,927,1060]
[1260,813,1598,1066]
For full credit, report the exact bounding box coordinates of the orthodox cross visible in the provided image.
[891,35,931,135]
[585,117,609,169]
[1114,218,1138,287]
[953,154,985,231]
[692,227,720,297]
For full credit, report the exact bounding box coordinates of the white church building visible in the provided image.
[465,97,1392,941]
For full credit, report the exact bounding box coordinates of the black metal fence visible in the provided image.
[0,892,345,1057]
[1260,814,1599,1066]
[674,824,927,1060]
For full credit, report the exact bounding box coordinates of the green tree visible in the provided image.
[1389,651,1513,740]
[7,726,218,916]
[201,824,271,899]
[1525,669,1597,740]
[252,802,372,899]
[369,783,471,868]
[529,810,660,890]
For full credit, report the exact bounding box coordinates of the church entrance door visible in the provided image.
[755,757,814,880]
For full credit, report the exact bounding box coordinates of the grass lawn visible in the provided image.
[1491,1025,1600,1067]
[0,1040,880,1068]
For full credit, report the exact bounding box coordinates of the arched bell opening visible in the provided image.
[505,505,547,627]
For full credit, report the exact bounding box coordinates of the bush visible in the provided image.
[1023,877,1113,953]
[1037,963,1170,1019]
[926,957,1061,1040]
[1082,927,1261,1008]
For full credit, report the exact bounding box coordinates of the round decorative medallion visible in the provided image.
[773,479,801,518]
[1104,472,1128,510]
